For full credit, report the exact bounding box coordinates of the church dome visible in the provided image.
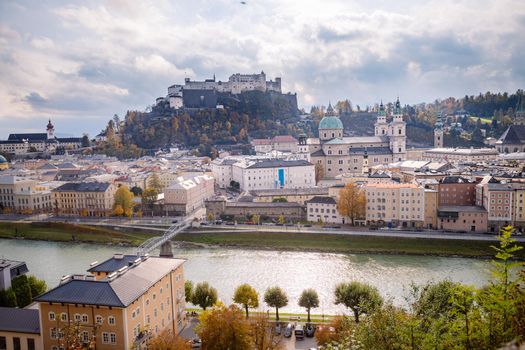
[319,116,343,130]
[0,155,7,163]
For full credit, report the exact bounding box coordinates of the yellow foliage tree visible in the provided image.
[278,215,286,225]
[147,329,190,350]
[197,305,252,349]
[337,183,366,225]
[114,185,134,213]
[113,205,124,216]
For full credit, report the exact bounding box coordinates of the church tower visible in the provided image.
[46,119,55,140]
[389,98,406,161]
[375,101,388,137]
[434,113,444,148]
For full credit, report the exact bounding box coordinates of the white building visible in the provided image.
[164,173,215,215]
[231,159,314,191]
[422,147,499,163]
[306,196,345,224]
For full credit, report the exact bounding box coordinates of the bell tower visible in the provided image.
[375,100,388,137]
[389,98,406,161]
[434,113,444,148]
[46,119,55,140]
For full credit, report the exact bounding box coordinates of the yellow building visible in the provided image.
[424,189,438,229]
[35,254,186,350]
[52,182,116,216]
[0,176,53,214]
[0,307,42,350]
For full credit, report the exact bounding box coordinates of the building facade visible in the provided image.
[35,255,186,350]
[53,182,117,217]
[164,174,215,215]
[306,196,344,224]
[437,206,488,233]
[303,99,407,179]
[0,176,53,214]
[438,176,477,206]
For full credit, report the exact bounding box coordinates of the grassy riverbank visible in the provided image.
[1,222,523,258]
[174,231,525,258]
[0,222,153,246]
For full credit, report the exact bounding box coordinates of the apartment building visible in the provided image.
[424,188,438,229]
[0,259,28,291]
[438,176,477,206]
[422,147,499,162]
[437,206,488,233]
[164,174,214,215]
[306,196,345,224]
[365,183,425,228]
[0,176,53,214]
[52,182,117,217]
[34,254,186,350]
[231,159,314,191]
[0,308,41,350]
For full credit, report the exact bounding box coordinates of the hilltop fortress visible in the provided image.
[156,71,295,110]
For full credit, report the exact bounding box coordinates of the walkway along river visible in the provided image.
[0,238,492,314]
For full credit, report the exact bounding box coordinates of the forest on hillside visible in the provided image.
[98,89,523,158]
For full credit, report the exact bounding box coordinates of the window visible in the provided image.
[74,313,81,322]
[96,315,103,324]
[27,339,35,350]
[13,338,20,350]
[0,336,6,350]
[108,316,115,325]
[110,333,117,344]
[102,333,109,344]
[82,331,89,343]
[61,313,68,322]
[49,312,56,321]
[51,328,58,339]
[82,314,88,323]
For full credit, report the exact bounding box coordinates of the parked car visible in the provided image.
[172,219,179,224]
[294,323,305,340]
[305,323,315,337]
[275,323,282,335]
[225,221,235,226]
[304,224,312,227]
[200,222,208,226]
[214,220,223,225]
[284,323,294,338]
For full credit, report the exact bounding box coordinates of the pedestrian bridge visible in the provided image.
[136,210,202,256]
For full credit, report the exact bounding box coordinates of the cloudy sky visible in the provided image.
[1,0,524,137]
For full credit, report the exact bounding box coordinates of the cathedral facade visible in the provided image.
[299,99,407,179]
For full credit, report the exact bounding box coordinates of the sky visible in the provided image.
[1,0,524,138]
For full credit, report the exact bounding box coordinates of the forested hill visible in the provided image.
[119,90,308,156]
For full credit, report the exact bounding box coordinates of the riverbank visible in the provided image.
[0,222,153,246]
[1,222,523,258]
[173,231,525,259]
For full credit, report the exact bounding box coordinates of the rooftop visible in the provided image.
[243,159,312,169]
[306,196,337,205]
[438,206,487,213]
[35,256,185,308]
[0,307,40,334]
[53,182,111,192]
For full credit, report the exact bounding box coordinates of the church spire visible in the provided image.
[326,101,335,116]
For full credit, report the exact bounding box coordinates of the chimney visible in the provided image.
[113,253,124,260]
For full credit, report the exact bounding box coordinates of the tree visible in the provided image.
[81,134,90,148]
[450,284,476,350]
[185,280,194,303]
[113,205,124,216]
[278,215,286,225]
[197,305,252,350]
[148,172,164,193]
[272,197,288,203]
[0,288,17,307]
[264,286,288,321]
[142,188,158,209]
[130,186,143,196]
[191,282,218,310]
[334,281,382,323]
[114,185,135,213]
[337,183,366,225]
[251,314,283,350]
[298,288,319,323]
[233,283,259,318]
[11,275,32,307]
[251,214,260,225]
[315,163,324,184]
[27,275,47,298]
[148,329,190,350]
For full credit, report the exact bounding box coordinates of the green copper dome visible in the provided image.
[0,155,7,163]
[319,116,343,130]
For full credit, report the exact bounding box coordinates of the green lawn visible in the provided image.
[0,222,154,246]
[173,231,525,258]
[469,116,492,124]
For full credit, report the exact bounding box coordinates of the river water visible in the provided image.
[0,239,492,314]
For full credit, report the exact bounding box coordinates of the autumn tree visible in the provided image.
[148,329,190,350]
[251,313,284,350]
[148,172,164,193]
[337,183,366,225]
[113,205,124,217]
[114,185,134,214]
[334,281,382,323]
[233,283,259,318]
[197,305,252,350]
[264,286,288,321]
[298,288,319,323]
[191,282,218,310]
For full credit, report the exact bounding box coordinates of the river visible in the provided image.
[0,239,492,314]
